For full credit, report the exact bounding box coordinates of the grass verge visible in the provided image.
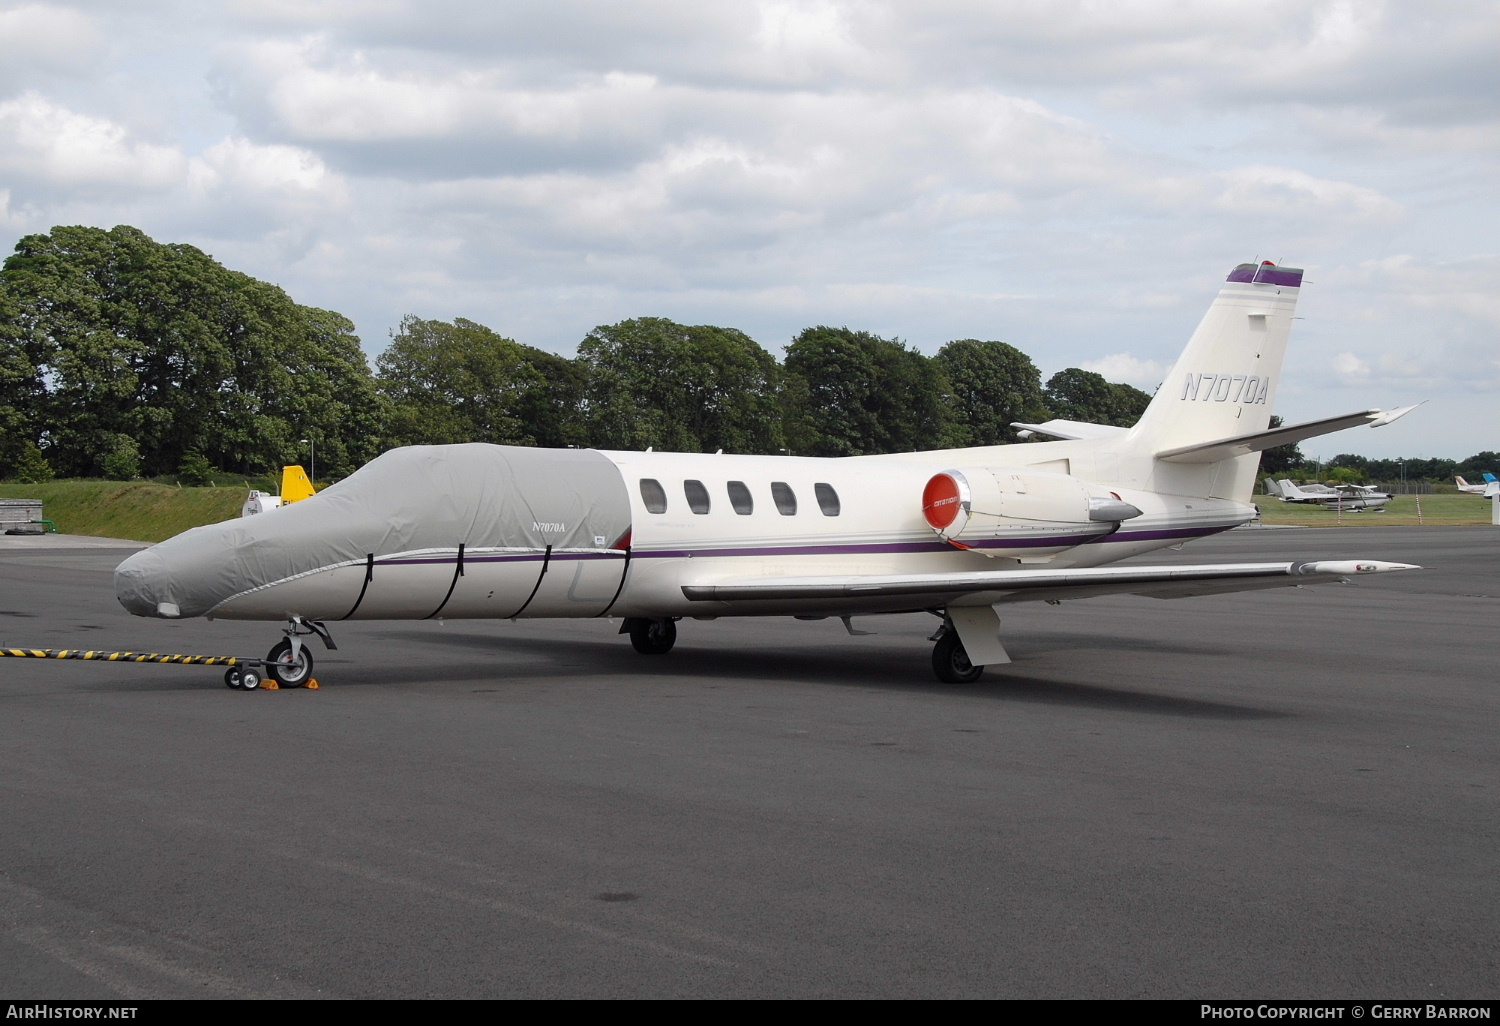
[1253,493,1495,527]
[0,480,245,543]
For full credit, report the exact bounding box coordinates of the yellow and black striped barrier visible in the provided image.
[2,648,241,665]
[0,647,319,690]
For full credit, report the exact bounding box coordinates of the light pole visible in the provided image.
[1398,459,1405,494]
[301,437,314,487]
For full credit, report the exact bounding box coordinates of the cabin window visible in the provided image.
[640,478,667,514]
[771,481,797,515]
[815,483,841,516]
[727,481,754,515]
[684,479,711,514]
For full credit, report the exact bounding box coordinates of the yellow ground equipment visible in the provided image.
[241,466,317,517]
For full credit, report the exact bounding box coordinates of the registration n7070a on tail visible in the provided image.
[116,261,1420,687]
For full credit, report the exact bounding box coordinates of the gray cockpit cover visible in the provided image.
[116,444,631,618]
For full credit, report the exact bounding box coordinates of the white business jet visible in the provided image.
[116,261,1421,687]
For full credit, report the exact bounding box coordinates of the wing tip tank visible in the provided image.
[1295,560,1421,576]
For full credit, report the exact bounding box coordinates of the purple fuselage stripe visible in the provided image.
[382,552,622,566]
[371,524,1231,566]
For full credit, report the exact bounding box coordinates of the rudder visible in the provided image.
[1131,261,1303,453]
[1125,262,1304,503]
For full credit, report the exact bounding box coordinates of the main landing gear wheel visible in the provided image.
[627,618,677,655]
[266,638,314,687]
[932,632,984,684]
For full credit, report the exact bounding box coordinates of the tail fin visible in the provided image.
[1486,473,1498,484]
[1124,262,1302,502]
[1456,476,1471,487]
[1131,262,1302,450]
[281,465,316,503]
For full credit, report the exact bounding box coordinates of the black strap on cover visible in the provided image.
[505,546,551,619]
[598,548,632,617]
[339,553,376,621]
[425,543,466,620]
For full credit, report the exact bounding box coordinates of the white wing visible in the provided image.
[682,560,1418,605]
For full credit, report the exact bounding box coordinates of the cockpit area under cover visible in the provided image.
[116,444,632,619]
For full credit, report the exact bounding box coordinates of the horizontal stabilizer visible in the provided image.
[682,560,1419,606]
[1154,404,1422,464]
[1010,419,1129,441]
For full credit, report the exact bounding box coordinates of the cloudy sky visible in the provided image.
[1,0,1496,459]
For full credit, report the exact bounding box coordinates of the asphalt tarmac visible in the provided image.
[0,526,1495,999]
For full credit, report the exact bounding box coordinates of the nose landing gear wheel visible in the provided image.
[932,632,984,684]
[266,638,314,687]
[627,617,677,655]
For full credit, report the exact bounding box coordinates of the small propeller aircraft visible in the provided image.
[1273,479,1394,511]
[116,260,1421,687]
[1455,474,1499,498]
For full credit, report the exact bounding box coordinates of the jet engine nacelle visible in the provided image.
[921,469,1143,553]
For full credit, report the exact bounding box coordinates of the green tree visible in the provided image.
[1454,452,1498,479]
[1042,368,1151,427]
[782,326,954,456]
[279,306,386,480]
[0,225,381,479]
[378,316,546,447]
[177,448,215,486]
[1110,381,1152,425]
[100,434,142,480]
[1327,454,1370,476]
[578,317,783,454]
[512,345,588,449]
[12,441,53,483]
[1259,416,1306,476]
[0,278,42,478]
[933,339,1046,446]
[1043,368,1115,423]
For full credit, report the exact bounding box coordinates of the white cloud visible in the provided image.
[0,4,106,81]
[275,60,653,143]
[0,188,23,230]
[1080,353,1169,389]
[751,0,878,83]
[0,91,184,188]
[1333,351,1372,384]
[1208,165,1402,221]
[1346,253,1500,329]
[188,137,347,205]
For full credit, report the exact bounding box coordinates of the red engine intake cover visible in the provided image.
[923,473,963,529]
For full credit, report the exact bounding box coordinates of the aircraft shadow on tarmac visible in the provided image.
[356,628,1286,721]
[1001,629,1242,658]
[22,624,1283,719]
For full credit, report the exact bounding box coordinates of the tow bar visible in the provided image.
[0,647,318,691]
